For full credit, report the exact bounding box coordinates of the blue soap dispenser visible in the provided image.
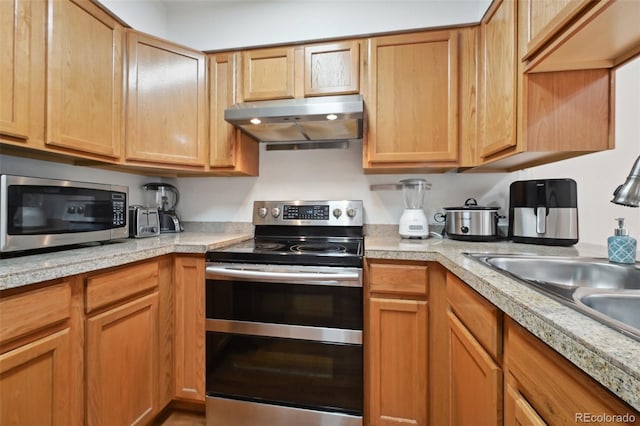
[608,218,637,264]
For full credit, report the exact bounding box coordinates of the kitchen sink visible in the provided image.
[466,253,640,341]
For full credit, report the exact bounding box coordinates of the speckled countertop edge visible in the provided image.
[1,232,638,411]
[0,232,253,290]
[365,236,640,412]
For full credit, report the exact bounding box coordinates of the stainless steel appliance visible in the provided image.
[142,182,182,233]
[440,198,500,241]
[205,200,364,426]
[224,95,364,148]
[1,175,128,254]
[509,179,578,246]
[128,206,160,238]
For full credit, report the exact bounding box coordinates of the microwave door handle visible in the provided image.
[205,265,361,286]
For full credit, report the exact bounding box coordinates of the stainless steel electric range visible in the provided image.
[205,200,364,426]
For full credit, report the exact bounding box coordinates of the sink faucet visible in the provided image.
[612,155,640,207]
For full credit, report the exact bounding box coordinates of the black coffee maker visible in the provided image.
[508,179,578,246]
[143,183,183,233]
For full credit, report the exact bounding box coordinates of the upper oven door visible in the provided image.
[205,263,363,332]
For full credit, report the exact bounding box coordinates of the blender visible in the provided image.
[399,178,431,239]
[143,182,183,233]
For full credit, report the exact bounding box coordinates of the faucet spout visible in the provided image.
[612,155,640,207]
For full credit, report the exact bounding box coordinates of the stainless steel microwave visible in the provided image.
[1,175,128,254]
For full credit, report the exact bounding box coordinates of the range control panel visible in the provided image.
[253,200,363,226]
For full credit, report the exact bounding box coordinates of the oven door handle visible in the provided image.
[205,265,361,287]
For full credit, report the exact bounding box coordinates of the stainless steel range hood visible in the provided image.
[224,95,363,144]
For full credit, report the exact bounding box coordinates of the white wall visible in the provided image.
[98,0,169,39]
[162,1,491,51]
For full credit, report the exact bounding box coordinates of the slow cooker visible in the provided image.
[439,198,500,241]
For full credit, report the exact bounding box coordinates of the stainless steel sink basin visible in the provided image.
[466,253,640,341]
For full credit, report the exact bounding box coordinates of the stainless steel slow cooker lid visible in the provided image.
[443,198,499,211]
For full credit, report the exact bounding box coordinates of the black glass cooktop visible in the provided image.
[207,236,364,268]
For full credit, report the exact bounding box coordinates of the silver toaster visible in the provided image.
[128,206,160,238]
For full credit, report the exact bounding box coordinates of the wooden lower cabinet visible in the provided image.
[0,329,72,425]
[173,255,205,402]
[504,317,639,426]
[448,311,502,425]
[86,293,159,426]
[366,259,429,426]
[84,259,166,426]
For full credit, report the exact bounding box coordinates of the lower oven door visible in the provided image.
[205,263,363,426]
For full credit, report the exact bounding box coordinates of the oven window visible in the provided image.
[206,333,362,416]
[206,280,362,330]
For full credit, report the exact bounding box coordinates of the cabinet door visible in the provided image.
[304,41,360,96]
[174,256,205,401]
[0,329,71,426]
[0,0,30,140]
[448,311,502,426]
[86,293,159,426]
[505,318,639,425]
[47,0,123,158]
[242,47,295,101]
[523,0,591,58]
[125,31,207,167]
[209,53,259,175]
[478,0,518,159]
[366,30,459,165]
[368,297,428,426]
[505,384,547,426]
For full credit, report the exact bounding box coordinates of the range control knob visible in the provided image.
[257,207,268,218]
[333,208,342,218]
[347,208,357,218]
[271,207,281,218]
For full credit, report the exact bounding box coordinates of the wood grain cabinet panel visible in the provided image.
[368,297,428,426]
[242,47,295,101]
[0,0,31,140]
[173,255,205,402]
[479,0,518,159]
[504,318,639,425]
[125,31,207,167]
[0,329,72,426]
[448,311,502,426]
[86,292,159,426]
[208,53,259,175]
[46,0,123,159]
[505,384,547,426]
[364,30,460,169]
[304,41,360,96]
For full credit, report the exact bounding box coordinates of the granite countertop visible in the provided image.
[1,231,638,411]
[365,236,640,412]
[0,232,252,290]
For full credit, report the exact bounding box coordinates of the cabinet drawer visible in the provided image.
[368,261,428,297]
[86,260,159,313]
[0,282,71,346]
[447,272,501,360]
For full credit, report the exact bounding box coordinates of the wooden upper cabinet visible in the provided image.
[208,53,259,175]
[0,0,31,140]
[47,0,123,159]
[479,0,518,159]
[304,41,360,96]
[521,0,592,60]
[125,31,207,167]
[242,47,295,101]
[364,30,460,169]
[524,0,640,72]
